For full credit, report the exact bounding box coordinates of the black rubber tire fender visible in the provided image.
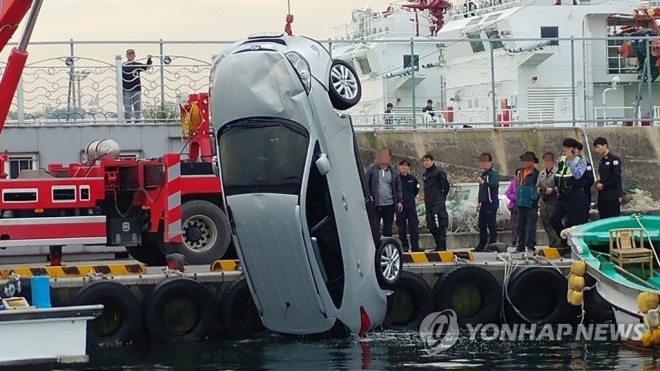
[72,280,142,346]
[583,273,615,323]
[503,267,572,325]
[1,278,63,307]
[143,277,215,342]
[382,271,435,331]
[162,200,231,265]
[126,233,166,266]
[375,237,403,289]
[433,266,502,327]
[328,59,362,111]
[220,275,268,339]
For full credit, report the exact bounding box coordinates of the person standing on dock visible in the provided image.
[472,153,500,252]
[505,170,519,248]
[396,160,421,252]
[366,149,403,239]
[421,154,451,251]
[549,138,588,249]
[576,141,595,224]
[536,152,562,248]
[514,151,540,254]
[593,137,623,219]
[122,49,153,122]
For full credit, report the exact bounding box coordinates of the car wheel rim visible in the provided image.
[182,215,218,253]
[330,64,358,100]
[380,243,401,282]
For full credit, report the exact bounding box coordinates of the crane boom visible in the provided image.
[0,0,43,137]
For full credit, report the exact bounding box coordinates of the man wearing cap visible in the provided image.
[549,137,588,249]
[122,49,153,122]
[576,141,595,224]
[514,151,540,253]
[593,136,623,219]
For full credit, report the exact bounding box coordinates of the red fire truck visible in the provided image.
[0,0,232,266]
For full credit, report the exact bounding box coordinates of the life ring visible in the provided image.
[433,266,502,327]
[504,267,572,325]
[1,278,62,307]
[72,280,142,346]
[583,274,615,323]
[382,271,435,331]
[144,277,216,342]
[220,275,268,338]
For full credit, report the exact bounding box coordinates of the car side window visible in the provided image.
[217,119,309,196]
[306,141,345,309]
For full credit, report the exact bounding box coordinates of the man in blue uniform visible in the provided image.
[472,152,500,252]
[549,138,588,248]
[576,141,595,224]
[593,137,623,219]
[396,160,421,252]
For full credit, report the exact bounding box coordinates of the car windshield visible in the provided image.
[217,118,310,196]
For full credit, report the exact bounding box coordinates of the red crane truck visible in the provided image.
[0,0,233,266]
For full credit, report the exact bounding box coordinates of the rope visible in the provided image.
[180,101,203,139]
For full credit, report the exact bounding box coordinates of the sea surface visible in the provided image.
[60,331,660,371]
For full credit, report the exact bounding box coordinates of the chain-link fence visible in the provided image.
[2,36,659,126]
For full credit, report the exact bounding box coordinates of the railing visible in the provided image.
[2,37,660,127]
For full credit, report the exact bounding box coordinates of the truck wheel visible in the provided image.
[126,233,167,266]
[328,59,361,111]
[164,200,231,265]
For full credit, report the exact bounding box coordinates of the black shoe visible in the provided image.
[411,247,423,252]
[471,246,486,252]
[434,247,447,252]
[514,247,526,253]
[402,246,410,253]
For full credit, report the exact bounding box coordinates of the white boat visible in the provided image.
[0,300,103,369]
[329,0,660,127]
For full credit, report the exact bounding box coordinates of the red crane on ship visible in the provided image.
[401,0,451,36]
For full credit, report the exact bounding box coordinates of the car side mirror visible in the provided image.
[212,155,219,176]
[316,153,331,175]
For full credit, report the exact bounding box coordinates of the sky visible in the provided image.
[26,0,397,42]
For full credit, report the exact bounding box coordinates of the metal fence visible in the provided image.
[2,36,659,128]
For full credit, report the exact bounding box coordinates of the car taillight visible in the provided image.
[358,306,371,337]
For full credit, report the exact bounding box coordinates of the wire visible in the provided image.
[180,101,203,140]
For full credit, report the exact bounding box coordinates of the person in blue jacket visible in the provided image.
[515,151,540,254]
[396,160,421,252]
[472,152,500,252]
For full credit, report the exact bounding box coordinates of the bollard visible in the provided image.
[31,275,51,308]
[166,253,186,272]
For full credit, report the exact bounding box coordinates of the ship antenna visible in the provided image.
[285,0,294,36]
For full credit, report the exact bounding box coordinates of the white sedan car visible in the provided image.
[209,33,403,336]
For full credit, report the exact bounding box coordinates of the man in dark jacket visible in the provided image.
[366,149,403,239]
[576,142,595,224]
[515,151,540,253]
[593,136,622,219]
[473,152,499,252]
[396,160,421,252]
[421,154,451,251]
[122,48,153,122]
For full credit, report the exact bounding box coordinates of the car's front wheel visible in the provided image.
[328,59,362,110]
[375,237,403,288]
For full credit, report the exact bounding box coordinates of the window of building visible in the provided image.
[467,32,485,53]
[4,153,38,179]
[403,54,419,69]
[540,26,559,46]
[118,151,142,160]
[486,28,504,50]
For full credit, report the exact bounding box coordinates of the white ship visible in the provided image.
[330,0,660,127]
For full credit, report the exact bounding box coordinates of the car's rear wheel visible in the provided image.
[328,59,361,111]
[375,237,403,288]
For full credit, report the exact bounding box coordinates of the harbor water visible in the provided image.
[60,332,660,370]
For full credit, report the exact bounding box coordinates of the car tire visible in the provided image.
[375,237,403,288]
[160,200,231,265]
[220,275,268,339]
[328,59,362,111]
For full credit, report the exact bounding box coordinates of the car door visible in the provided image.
[216,118,331,333]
